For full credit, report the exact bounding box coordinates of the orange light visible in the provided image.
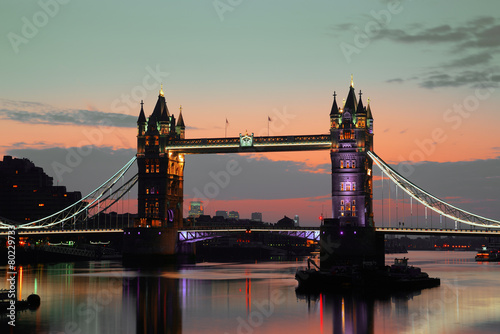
[38,203,44,207]
[13,185,18,188]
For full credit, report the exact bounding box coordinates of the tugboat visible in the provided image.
[475,244,500,261]
[295,257,440,293]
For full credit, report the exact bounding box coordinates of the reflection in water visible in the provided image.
[3,252,500,333]
[297,290,422,334]
[124,273,182,334]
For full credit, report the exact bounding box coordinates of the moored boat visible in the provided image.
[475,244,500,261]
[295,257,440,293]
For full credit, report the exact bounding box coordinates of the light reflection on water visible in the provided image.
[1,251,500,333]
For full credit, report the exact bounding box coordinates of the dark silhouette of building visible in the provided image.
[251,212,262,222]
[135,86,186,228]
[0,155,81,223]
[215,210,228,219]
[276,215,295,228]
[228,211,239,220]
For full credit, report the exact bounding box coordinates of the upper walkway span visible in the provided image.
[165,134,332,154]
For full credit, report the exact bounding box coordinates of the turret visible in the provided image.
[356,90,367,128]
[330,91,340,131]
[137,100,146,136]
[176,105,186,139]
[366,98,374,134]
[342,76,357,126]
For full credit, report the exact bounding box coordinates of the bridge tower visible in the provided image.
[330,78,374,227]
[135,86,186,228]
[321,78,382,268]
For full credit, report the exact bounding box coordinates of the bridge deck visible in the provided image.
[2,227,499,237]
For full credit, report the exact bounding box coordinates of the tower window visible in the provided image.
[340,182,344,191]
[346,202,351,211]
[352,200,356,205]
[346,183,351,191]
[352,206,356,216]
[340,160,344,168]
[352,160,356,168]
[352,182,356,191]
[346,161,350,168]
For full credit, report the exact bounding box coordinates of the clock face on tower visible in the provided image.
[239,133,254,147]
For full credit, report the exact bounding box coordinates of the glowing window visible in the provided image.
[346,161,350,168]
[352,182,356,191]
[38,203,44,207]
[346,183,351,191]
[340,160,344,168]
[352,160,356,168]
[340,182,344,191]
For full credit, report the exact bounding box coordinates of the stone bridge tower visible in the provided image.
[329,77,374,227]
[135,86,186,228]
[321,78,382,268]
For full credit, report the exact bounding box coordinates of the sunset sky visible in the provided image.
[1,0,499,225]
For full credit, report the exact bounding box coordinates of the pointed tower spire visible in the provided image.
[357,90,365,114]
[366,98,373,119]
[330,91,339,116]
[137,100,146,124]
[344,77,357,113]
[177,105,185,127]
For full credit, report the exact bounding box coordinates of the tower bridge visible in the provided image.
[1,78,499,261]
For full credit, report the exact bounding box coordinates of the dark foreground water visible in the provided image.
[2,251,500,334]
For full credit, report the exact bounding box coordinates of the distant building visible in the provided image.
[294,215,300,227]
[228,211,239,220]
[188,201,204,218]
[276,215,295,228]
[251,212,262,222]
[0,155,82,223]
[215,210,228,219]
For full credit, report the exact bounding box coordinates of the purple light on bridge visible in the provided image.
[340,231,344,235]
[138,232,140,235]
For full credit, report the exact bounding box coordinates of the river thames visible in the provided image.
[2,250,500,333]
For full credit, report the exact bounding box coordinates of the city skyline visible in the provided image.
[1,1,499,224]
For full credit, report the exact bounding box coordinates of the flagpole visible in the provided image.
[225,118,227,138]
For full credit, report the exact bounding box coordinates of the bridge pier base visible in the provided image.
[320,219,384,271]
[122,227,192,264]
